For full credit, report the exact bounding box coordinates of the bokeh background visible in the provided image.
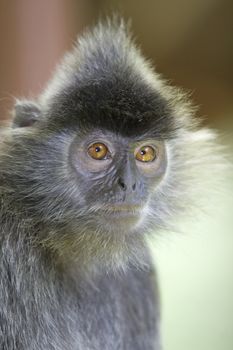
[0,1,232,349]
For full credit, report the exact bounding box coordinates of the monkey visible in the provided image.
[0,18,222,350]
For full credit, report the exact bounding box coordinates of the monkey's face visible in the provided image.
[0,123,169,271]
[69,128,167,234]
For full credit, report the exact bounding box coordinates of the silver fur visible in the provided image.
[0,18,224,350]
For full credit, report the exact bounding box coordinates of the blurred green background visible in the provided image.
[0,1,232,349]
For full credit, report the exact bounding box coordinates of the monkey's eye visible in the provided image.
[135,145,157,162]
[88,142,109,160]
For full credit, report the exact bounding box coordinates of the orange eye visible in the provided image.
[88,143,109,160]
[135,145,156,162]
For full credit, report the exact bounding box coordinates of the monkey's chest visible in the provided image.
[71,269,159,350]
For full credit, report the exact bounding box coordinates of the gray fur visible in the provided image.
[12,100,41,128]
[0,18,222,349]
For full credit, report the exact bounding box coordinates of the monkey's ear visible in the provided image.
[12,100,41,128]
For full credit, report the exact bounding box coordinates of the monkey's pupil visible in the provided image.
[141,150,146,155]
[95,147,101,152]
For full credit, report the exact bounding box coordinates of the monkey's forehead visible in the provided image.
[45,76,176,138]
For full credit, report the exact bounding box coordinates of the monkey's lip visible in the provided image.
[98,204,143,216]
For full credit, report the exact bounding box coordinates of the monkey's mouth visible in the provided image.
[97,204,144,220]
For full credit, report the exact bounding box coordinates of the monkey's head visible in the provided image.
[1,20,220,272]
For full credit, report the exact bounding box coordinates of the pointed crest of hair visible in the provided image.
[39,17,162,109]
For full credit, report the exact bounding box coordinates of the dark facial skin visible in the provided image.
[69,128,167,232]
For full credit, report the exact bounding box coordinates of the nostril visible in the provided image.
[118,178,127,191]
[132,183,136,191]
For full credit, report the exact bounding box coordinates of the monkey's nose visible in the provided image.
[117,178,136,191]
